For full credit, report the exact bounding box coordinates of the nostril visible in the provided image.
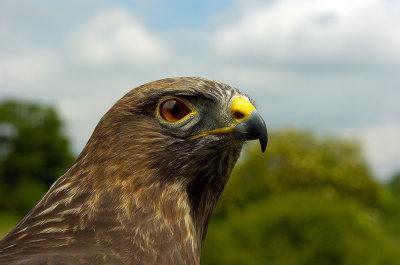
[234,111,245,120]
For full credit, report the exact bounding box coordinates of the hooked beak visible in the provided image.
[232,110,268,152]
[190,97,268,153]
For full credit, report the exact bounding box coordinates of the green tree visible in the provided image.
[388,172,400,194]
[380,172,400,239]
[0,100,75,217]
[202,129,399,265]
[213,129,385,219]
[204,191,400,265]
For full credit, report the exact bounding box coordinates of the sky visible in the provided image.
[0,0,399,181]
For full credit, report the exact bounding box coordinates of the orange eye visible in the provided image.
[159,98,192,122]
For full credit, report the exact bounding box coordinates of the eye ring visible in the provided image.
[157,97,195,123]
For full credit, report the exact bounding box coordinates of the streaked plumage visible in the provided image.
[0,77,267,265]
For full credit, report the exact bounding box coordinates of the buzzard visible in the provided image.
[0,77,267,265]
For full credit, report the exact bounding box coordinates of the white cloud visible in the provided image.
[0,51,58,89]
[67,7,168,67]
[342,124,400,180]
[212,0,400,70]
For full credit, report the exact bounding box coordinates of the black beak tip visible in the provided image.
[258,119,268,153]
[260,134,267,153]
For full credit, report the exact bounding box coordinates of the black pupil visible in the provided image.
[170,102,181,116]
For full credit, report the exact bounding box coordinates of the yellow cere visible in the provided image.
[231,97,256,122]
[189,97,257,140]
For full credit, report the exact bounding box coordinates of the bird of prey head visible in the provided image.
[0,77,267,265]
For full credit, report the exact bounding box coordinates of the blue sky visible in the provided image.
[0,0,399,180]
[119,0,235,29]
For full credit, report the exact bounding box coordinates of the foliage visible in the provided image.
[213,130,386,219]
[0,100,75,217]
[202,129,400,265]
[0,213,19,239]
[388,172,400,194]
[379,172,400,238]
[203,191,400,265]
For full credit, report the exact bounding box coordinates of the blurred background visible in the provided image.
[0,0,399,264]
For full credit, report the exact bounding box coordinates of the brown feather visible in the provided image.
[0,77,250,265]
